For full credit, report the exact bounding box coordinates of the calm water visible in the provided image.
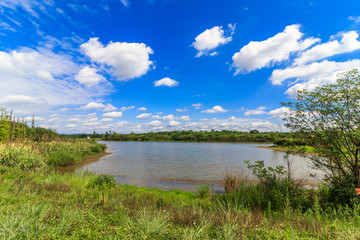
[74,141,322,192]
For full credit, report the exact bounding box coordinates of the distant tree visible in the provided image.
[283,69,360,186]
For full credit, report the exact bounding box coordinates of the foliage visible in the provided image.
[283,69,360,187]
[319,174,359,208]
[92,174,116,189]
[196,182,213,199]
[0,107,58,142]
[0,140,106,169]
[67,129,297,143]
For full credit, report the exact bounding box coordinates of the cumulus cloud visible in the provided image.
[138,107,147,111]
[100,118,114,122]
[244,106,267,116]
[154,77,179,87]
[0,48,109,113]
[192,25,234,57]
[268,107,290,119]
[270,59,360,97]
[103,103,117,112]
[180,115,191,121]
[201,105,228,113]
[149,120,162,126]
[58,115,281,134]
[80,37,154,81]
[74,66,105,87]
[80,102,105,110]
[102,111,123,118]
[162,114,176,120]
[192,103,203,109]
[168,120,181,127]
[294,31,360,65]
[232,24,320,74]
[136,113,152,119]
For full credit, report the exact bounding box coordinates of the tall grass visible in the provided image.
[0,140,106,169]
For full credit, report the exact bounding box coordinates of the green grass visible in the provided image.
[1,140,360,239]
[0,165,360,239]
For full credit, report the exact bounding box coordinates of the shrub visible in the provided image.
[92,174,116,189]
[319,175,359,208]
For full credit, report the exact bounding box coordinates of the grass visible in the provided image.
[1,164,360,239]
[1,140,360,238]
[0,140,106,169]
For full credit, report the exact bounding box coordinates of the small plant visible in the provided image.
[92,174,116,205]
[222,167,248,193]
[196,182,213,199]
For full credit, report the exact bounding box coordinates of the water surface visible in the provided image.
[74,141,322,192]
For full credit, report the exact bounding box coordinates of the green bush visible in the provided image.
[319,175,359,208]
[92,174,116,189]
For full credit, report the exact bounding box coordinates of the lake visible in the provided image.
[72,141,323,192]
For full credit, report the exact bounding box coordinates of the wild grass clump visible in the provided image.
[196,182,213,199]
[0,140,106,169]
[222,166,248,193]
[0,142,46,170]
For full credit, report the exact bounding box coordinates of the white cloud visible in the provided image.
[168,120,181,127]
[23,116,44,121]
[176,108,187,112]
[349,16,360,24]
[154,77,179,87]
[149,120,162,126]
[103,103,117,112]
[270,59,360,97]
[74,66,105,87]
[81,37,154,81]
[100,118,114,122]
[232,24,320,74]
[268,107,290,119]
[244,106,267,116]
[0,95,36,103]
[66,124,77,128]
[138,107,147,111]
[120,106,135,112]
[68,118,83,123]
[80,102,105,110]
[294,31,360,65]
[192,103,203,109]
[136,113,152,119]
[102,111,123,118]
[162,114,176,120]
[180,115,191,121]
[151,115,162,119]
[192,25,234,57]
[0,48,109,113]
[201,105,228,113]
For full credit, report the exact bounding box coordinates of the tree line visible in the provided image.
[0,108,58,142]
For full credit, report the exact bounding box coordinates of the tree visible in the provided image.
[283,69,360,186]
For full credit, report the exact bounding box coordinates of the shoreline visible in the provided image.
[258,145,319,156]
[56,150,112,172]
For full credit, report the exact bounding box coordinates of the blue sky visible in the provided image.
[0,0,360,133]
